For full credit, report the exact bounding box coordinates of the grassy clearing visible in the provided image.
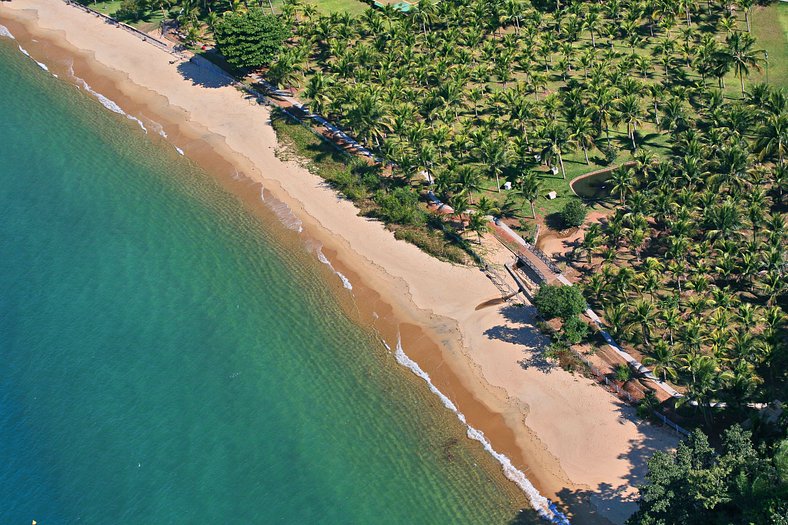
[271,0,368,15]
[77,0,165,32]
[751,2,788,88]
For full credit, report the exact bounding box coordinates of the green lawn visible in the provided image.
[751,2,788,89]
[77,0,165,32]
[271,0,369,15]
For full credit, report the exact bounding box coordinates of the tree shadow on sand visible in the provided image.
[176,58,234,89]
[483,304,557,373]
[552,401,681,524]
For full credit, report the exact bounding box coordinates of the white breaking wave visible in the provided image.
[260,190,303,233]
[391,335,571,525]
[72,75,147,133]
[0,24,14,39]
[316,248,353,290]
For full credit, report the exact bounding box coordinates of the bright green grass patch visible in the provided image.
[751,2,788,89]
[271,0,369,15]
[77,0,165,32]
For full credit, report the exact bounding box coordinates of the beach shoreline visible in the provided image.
[0,2,678,523]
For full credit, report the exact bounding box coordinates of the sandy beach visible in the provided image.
[0,2,677,522]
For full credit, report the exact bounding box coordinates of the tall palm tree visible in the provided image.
[609,165,635,205]
[519,172,541,218]
[630,298,657,346]
[540,122,571,179]
[617,94,643,150]
[456,165,483,202]
[755,113,787,166]
[568,115,596,164]
[477,136,509,192]
[726,31,764,94]
[643,340,679,382]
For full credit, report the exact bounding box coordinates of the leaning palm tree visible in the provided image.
[519,172,541,218]
[726,31,764,94]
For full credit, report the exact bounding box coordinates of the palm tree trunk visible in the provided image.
[531,201,536,219]
[558,152,566,179]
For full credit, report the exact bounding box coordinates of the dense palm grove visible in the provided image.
[268,0,787,415]
[581,87,786,425]
[266,0,776,214]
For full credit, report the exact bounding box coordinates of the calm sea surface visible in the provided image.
[0,33,527,524]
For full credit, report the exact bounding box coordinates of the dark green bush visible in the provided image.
[560,199,587,228]
[533,284,586,320]
[114,0,146,21]
[561,316,589,344]
[373,187,425,226]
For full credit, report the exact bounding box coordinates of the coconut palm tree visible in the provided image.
[755,113,787,166]
[519,172,541,218]
[631,298,657,346]
[477,136,509,192]
[568,115,597,164]
[617,94,644,150]
[540,122,571,179]
[643,340,679,382]
[726,31,764,94]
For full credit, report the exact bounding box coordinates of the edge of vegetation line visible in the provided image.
[268,107,484,265]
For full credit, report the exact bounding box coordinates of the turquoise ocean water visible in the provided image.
[0,31,532,524]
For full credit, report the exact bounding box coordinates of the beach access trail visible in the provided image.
[0,2,679,523]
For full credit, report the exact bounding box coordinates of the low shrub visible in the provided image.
[560,199,587,228]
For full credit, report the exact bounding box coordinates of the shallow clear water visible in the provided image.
[0,37,523,524]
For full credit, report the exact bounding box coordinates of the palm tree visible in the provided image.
[455,165,483,202]
[738,0,755,32]
[755,113,787,166]
[304,71,333,117]
[581,223,603,263]
[540,122,571,179]
[568,115,596,164]
[617,94,643,150]
[726,31,764,94]
[630,298,657,346]
[477,136,509,192]
[519,172,541,218]
[467,211,488,244]
[643,340,679,382]
[609,165,635,205]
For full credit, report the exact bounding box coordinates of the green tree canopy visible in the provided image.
[214,9,288,69]
[533,284,586,321]
[629,426,788,525]
[560,199,588,228]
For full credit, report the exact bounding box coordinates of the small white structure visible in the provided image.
[547,191,558,200]
[503,181,512,190]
